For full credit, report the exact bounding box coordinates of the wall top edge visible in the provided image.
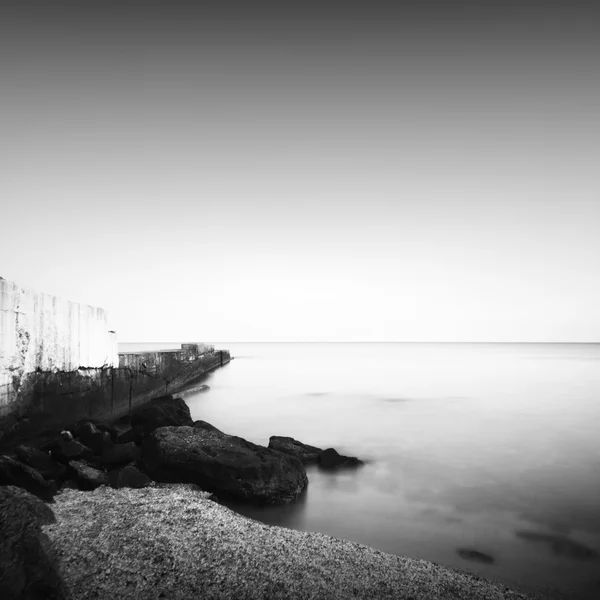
[0,276,109,316]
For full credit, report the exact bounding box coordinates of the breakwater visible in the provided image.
[0,277,229,442]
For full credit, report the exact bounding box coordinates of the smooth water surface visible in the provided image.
[121,342,600,598]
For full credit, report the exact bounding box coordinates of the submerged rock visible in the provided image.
[457,548,495,564]
[0,455,57,501]
[142,425,308,504]
[0,486,67,600]
[269,437,364,469]
[268,436,322,463]
[516,531,599,560]
[318,447,363,469]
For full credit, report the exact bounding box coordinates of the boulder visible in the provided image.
[93,423,120,443]
[318,448,363,469]
[45,436,94,465]
[130,395,193,435]
[142,426,308,504]
[68,460,109,490]
[13,446,67,482]
[268,436,323,463]
[108,465,152,489]
[0,456,57,501]
[0,486,67,600]
[73,422,106,455]
[117,425,146,446]
[100,442,141,467]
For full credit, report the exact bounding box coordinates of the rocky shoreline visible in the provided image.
[0,395,365,507]
[0,394,543,599]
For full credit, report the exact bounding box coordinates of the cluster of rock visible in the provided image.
[0,395,363,507]
[1,395,365,597]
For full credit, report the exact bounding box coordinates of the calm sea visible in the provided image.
[119,342,600,599]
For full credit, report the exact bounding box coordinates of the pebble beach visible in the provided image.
[44,484,542,600]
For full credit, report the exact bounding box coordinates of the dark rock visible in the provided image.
[47,437,94,465]
[142,426,308,504]
[117,425,145,446]
[0,486,67,600]
[0,456,57,501]
[67,420,92,439]
[13,446,67,482]
[268,436,323,463]
[115,414,132,426]
[0,413,20,446]
[193,420,224,434]
[319,448,363,469]
[74,422,106,455]
[108,464,152,489]
[0,485,56,525]
[457,548,495,564]
[130,395,193,435]
[68,460,108,490]
[100,442,141,467]
[60,480,79,491]
[94,423,120,443]
[60,430,73,442]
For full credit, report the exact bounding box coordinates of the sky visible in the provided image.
[1,1,599,342]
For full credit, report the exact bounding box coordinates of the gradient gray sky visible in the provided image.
[2,1,599,342]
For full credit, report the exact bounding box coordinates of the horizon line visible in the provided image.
[118,340,600,345]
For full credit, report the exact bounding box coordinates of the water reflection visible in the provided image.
[222,483,309,529]
[515,531,599,561]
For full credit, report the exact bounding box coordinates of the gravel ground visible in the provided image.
[44,485,539,600]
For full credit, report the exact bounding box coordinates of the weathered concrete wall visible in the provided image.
[0,277,118,418]
[16,347,230,427]
[0,341,230,445]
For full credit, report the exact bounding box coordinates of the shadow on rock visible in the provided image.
[0,486,67,599]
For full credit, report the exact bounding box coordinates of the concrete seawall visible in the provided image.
[0,277,118,418]
[0,277,230,442]
[16,344,229,425]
